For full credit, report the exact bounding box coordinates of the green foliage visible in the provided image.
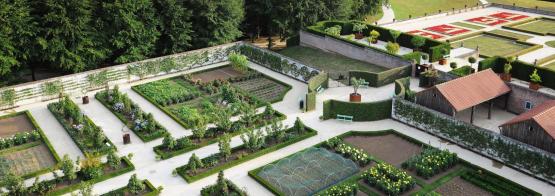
[163,135,177,150]
[229,52,249,73]
[411,36,426,50]
[293,117,305,134]
[461,170,541,196]
[78,182,93,196]
[80,153,104,180]
[322,99,392,121]
[264,121,287,143]
[127,174,145,195]
[468,56,477,64]
[107,150,121,169]
[187,153,203,174]
[449,66,474,77]
[402,147,458,179]
[530,69,542,83]
[316,183,357,196]
[41,80,62,96]
[350,77,366,94]
[0,0,35,77]
[325,25,342,37]
[504,63,512,74]
[386,42,400,54]
[153,0,192,55]
[1,89,16,106]
[60,154,76,181]
[219,133,232,161]
[133,79,200,106]
[363,163,415,195]
[353,23,367,33]
[390,30,401,43]
[192,118,208,140]
[240,128,266,152]
[345,34,355,40]
[87,70,109,89]
[187,0,244,48]
[0,130,41,150]
[450,62,458,69]
[370,30,380,41]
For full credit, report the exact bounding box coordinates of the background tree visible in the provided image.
[0,0,36,77]
[37,0,106,73]
[186,0,245,48]
[60,154,77,181]
[95,0,161,64]
[153,0,192,55]
[218,133,232,161]
[127,174,145,194]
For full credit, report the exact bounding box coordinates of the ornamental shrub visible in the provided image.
[229,52,248,73]
[386,42,400,54]
[530,69,542,83]
[325,25,342,37]
[402,147,458,179]
[127,174,145,194]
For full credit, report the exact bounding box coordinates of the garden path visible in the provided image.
[8,61,555,195]
[378,5,396,24]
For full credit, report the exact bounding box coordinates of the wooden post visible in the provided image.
[488,101,493,119]
[470,106,475,124]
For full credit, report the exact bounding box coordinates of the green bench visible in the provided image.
[316,85,324,93]
[336,114,353,122]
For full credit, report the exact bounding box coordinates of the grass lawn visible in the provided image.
[489,0,555,12]
[452,34,533,57]
[488,29,533,41]
[451,22,486,30]
[513,19,555,35]
[390,0,481,20]
[365,7,384,24]
[547,41,555,48]
[278,46,387,82]
[544,61,555,71]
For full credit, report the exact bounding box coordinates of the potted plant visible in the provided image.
[529,69,542,90]
[369,30,380,44]
[353,23,367,39]
[501,56,515,82]
[411,36,426,52]
[420,68,439,88]
[468,56,477,67]
[350,77,365,102]
[439,48,449,65]
[450,62,458,69]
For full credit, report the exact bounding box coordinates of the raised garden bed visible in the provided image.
[101,179,159,196]
[47,97,115,155]
[176,125,316,183]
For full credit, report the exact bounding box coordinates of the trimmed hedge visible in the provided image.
[322,99,392,121]
[307,21,450,62]
[101,180,160,196]
[449,66,473,77]
[308,72,329,92]
[177,127,317,183]
[394,77,411,97]
[461,170,540,196]
[349,65,411,87]
[306,92,317,112]
[479,56,555,90]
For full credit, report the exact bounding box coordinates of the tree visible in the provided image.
[163,135,177,150]
[37,0,106,73]
[127,174,145,194]
[60,154,77,181]
[241,127,265,152]
[219,133,232,161]
[95,0,161,64]
[0,0,36,77]
[192,118,207,141]
[186,0,245,48]
[411,36,426,51]
[187,153,203,174]
[221,84,239,104]
[265,121,287,142]
[293,117,305,134]
[78,182,93,196]
[350,77,366,95]
[262,103,275,119]
[214,109,233,132]
[106,150,121,169]
[239,103,257,127]
[390,30,401,43]
[217,170,229,194]
[153,0,192,55]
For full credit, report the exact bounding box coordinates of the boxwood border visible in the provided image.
[100,179,160,196]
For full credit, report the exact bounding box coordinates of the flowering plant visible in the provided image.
[363,163,415,195]
[325,137,371,166]
[402,147,458,178]
[0,130,41,150]
[316,183,358,196]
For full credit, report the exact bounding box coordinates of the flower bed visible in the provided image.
[0,130,41,150]
[315,183,358,196]
[325,137,372,166]
[96,86,168,142]
[101,179,159,196]
[201,178,246,196]
[47,97,115,155]
[402,147,458,179]
[132,79,201,106]
[176,124,316,182]
[362,162,415,196]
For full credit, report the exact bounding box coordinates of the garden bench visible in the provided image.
[316,85,324,94]
[361,81,369,88]
[336,114,353,122]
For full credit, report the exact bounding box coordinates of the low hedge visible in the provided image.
[449,66,474,77]
[308,72,329,92]
[177,127,317,183]
[322,99,392,121]
[461,169,540,196]
[479,56,555,90]
[394,77,411,97]
[349,65,411,87]
[502,17,555,36]
[101,180,160,196]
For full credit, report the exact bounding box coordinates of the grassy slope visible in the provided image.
[489,0,555,12]
[365,7,384,24]
[390,0,481,20]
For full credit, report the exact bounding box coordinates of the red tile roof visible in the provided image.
[502,100,555,138]
[436,69,511,112]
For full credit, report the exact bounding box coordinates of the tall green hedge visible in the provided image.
[349,65,411,87]
[394,77,410,97]
[306,92,316,112]
[308,72,329,92]
[322,99,392,121]
[307,21,450,62]
[479,56,555,90]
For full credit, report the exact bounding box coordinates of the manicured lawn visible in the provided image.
[451,22,486,30]
[513,18,555,35]
[489,0,555,12]
[544,61,555,71]
[278,46,387,82]
[365,7,384,24]
[547,40,555,48]
[451,34,533,57]
[390,0,481,20]
[488,29,533,41]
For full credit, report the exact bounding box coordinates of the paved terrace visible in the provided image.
[1,61,554,195]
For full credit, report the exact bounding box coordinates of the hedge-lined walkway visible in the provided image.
[4,61,554,195]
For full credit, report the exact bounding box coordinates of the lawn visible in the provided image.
[489,0,555,12]
[451,34,534,57]
[390,0,481,20]
[544,61,555,71]
[451,22,486,30]
[513,18,555,35]
[278,46,387,82]
[365,7,384,24]
[488,29,533,41]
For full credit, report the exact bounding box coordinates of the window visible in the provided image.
[525,101,533,110]
[433,93,437,97]
[529,126,534,132]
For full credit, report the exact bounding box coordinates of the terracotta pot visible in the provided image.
[355,33,364,39]
[529,82,540,90]
[500,73,511,82]
[82,96,89,104]
[439,58,447,65]
[350,93,361,102]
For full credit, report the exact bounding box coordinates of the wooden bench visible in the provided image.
[316,85,325,93]
[360,81,369,88]
[336,114,353,122]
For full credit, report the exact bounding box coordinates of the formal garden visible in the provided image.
[450,33,540,58]
[505,17,555,35]
[0,112,59,179]
[249,130,540,196]
[101,174,160,196]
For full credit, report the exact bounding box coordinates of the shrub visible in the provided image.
[450,62,458,69]
[187,153,204,175]
[229,52,248,73]
[363,163,415,195]
[345,34,355,40]
[127,174,145,194]
[80,154,103,180]
[325,25,342,37]
[317,183,358,196]
[386,42,400,54]
[402,147,458,178]
[411,36,426,51]
[353,23,367,33]
[0,130,41,150]
[530,69,542,83]
[468,56,477,64]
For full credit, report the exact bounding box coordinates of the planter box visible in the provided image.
[350,93,361,102]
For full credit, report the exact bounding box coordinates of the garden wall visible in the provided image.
[322,99,392,121]
[348,65,412,87]
[0,42,240,110]
[391,97,555,184]
[503,82,555,114]
[300,31,412,69]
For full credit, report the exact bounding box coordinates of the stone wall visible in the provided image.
[299,31,411,69]
[503,82,555,114]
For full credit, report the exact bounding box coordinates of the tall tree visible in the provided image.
[37,0,106,73]
[0,0,36,77]
[95,0,161,64]
[153,0,193,55]
[185,0,245,48]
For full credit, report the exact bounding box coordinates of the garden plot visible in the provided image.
[231,77,288,103]
[191,66,245,83]
[0,114,36,137]
[451,34,535,57]
[510,18,555,35]
[343,133,422,166]
[435,177,493,196]
[1,143,56,176]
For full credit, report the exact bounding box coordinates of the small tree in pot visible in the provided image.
[369,30,380,44]
[420,68,439,88]
[529,69,542,90]
[501,56,515,82]
[353,23,367,39]
[350,77,365,102]
[411,36,426,52]
[439,48,449,65]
